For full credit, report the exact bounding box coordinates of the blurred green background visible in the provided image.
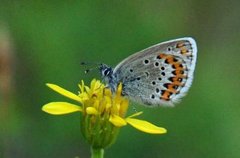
[0,1,239,158]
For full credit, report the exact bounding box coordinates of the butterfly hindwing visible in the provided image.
[113,37,197,107]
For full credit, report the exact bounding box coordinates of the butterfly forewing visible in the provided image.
[113,37,197,107]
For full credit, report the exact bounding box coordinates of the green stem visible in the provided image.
[91,147,104,158]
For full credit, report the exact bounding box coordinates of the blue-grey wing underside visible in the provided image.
[113,37,197,107]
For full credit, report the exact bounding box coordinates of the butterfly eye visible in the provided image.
[103,70,109,76]
[103,68,112,76]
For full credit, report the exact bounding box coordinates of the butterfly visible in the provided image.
[99,37,197,107]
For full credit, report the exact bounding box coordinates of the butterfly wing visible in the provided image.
[113,37,197,107]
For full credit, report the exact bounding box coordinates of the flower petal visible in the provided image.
[126,118,167,134]
[86,107,98,115]
[128,111,143,118]
[78,80,85,93]
[42,102,82,115]
[116,82,123,97]
[46,83,82,103]
[109,115,127,127]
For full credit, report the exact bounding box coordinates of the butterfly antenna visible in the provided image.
[80,61,102,74]
[83,66,99,74]
[80,61,101,66]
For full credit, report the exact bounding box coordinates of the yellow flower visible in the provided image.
[42,79,166,148]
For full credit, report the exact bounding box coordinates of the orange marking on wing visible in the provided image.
[181,47,188,54]
[172,62,183,68]
[165,81,184,95]
[172,69,185,76]
[158,54,176,64]
[165,55,178,65]
[176,42,189,54]
[170,77,183,82]
[175,74,187,78]
[164,83,182,93]
[176,42,185,48]
[158,54,165,58]
[172,81,183,86]
[175,70,184,75]
[166,85,177,93]
[166,56,174,63]
[173,65,184,72]
[160,91,171,101]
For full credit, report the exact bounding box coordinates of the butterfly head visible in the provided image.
[99,64,120,93]
[99,64,114,81]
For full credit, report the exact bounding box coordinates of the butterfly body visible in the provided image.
[100,37,197,107]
